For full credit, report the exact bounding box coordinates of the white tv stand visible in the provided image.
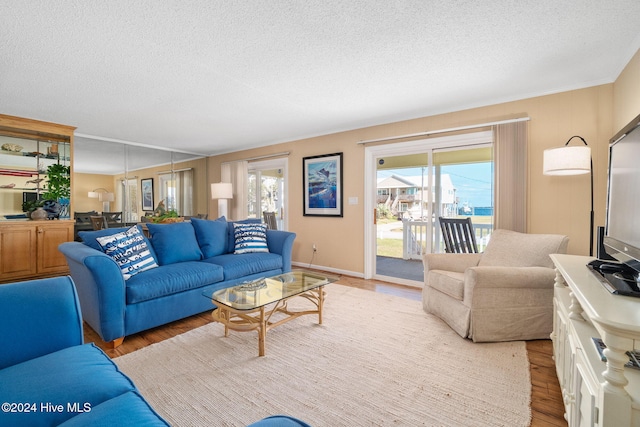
[550,254,640,426]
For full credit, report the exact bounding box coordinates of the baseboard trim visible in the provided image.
[291,261,364,279]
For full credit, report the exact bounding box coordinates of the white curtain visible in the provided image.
[221,160,248,220]
[493,121,528,232]
[158,169,194,216]
[176,170,193,216]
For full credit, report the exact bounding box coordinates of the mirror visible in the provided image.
[72,137,208,225]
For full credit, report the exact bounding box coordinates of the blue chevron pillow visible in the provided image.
[233,222,269,254]
[96,225,158,279]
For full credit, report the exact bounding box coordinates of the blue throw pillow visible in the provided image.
[79,225,159,263]
[79,227,131,251]
[191,217,228,258]
[146,222,203,265]
[95,226,158,280]
[233,222,269,254]
[227,218,262,253]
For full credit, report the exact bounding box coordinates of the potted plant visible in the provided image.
[42,164,71,219]
[22,198,45,216]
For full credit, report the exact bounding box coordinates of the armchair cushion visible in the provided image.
[428,271,465,300]
[478,229,569,268]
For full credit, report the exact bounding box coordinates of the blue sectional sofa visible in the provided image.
[0,276,169,426]
[59,217,296,346]
[0,276,311,426]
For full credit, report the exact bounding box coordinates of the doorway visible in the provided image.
[247,158,287,230]
[364,131,494,286]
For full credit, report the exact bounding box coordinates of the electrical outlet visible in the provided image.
[312,243,317,252]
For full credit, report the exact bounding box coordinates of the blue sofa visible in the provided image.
[59,217,296,346]
[0,276,170,426]
[0,277,311,426]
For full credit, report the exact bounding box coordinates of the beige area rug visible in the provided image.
[115,284,531,426]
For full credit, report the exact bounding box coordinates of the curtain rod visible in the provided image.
[356,117,530,145]
[157,167,193,175]
[222,151,290,164]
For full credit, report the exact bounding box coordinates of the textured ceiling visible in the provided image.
[2,1,640,168]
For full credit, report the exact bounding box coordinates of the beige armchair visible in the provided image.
[423,229,569,342]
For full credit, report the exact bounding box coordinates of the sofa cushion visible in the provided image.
[233,222,269,254]
[478,229,569,268]
[227,218,262,253]
[58,391,169,426]
[125,261,224,304]
[203,252,283,280]
[79,226,158,263]
[191,216,228,258]
[428,270,465,301]
[0,343,137,427]
[146,222,203,265]
[96,225,158,280]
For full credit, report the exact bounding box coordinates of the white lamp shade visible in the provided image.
[211,182,233,199]
[543,146,591,175]
[88,191,99,198]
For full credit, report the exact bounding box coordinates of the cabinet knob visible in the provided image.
[37,227,43,233]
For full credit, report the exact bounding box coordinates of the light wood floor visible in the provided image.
[86,275,567,427]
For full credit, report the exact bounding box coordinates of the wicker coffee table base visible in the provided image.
[211,286,325,356]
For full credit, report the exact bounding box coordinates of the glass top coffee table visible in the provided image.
[203,270,339,356]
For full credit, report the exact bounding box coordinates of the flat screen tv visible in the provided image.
[602,114,640,279]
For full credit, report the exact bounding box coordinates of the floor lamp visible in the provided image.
[211,182,233,219]
[88,188,115,213]
[543,136,594,256]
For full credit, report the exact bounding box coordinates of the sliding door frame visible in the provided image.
[363,131,493,281]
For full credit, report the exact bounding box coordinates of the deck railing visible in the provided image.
[401,220,493,260]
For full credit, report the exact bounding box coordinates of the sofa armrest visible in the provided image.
[423,253,482,278]
[0,276,83,369]
[266,230,296,272]
[58,242,128,342]
[463,266,556,306]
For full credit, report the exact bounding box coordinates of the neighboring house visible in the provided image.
[377,174,455,218]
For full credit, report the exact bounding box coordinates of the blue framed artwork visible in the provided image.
[141,178,154,211]
[303,152,343,217]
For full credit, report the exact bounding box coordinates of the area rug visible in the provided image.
[115,284,531,426]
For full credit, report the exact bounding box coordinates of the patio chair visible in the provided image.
[439,217,478,253]
[263,211,278,230]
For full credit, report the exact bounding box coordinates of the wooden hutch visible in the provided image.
[0,114,75,282]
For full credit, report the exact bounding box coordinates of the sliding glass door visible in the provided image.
[366,131,494,285]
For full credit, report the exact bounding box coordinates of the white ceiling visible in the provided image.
[2,1,640,168]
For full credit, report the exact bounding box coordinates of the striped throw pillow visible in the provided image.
[233,222,269,254]
[96,225,158,280]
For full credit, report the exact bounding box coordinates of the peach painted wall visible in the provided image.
[613,49,640,131]
[207,49,640,277]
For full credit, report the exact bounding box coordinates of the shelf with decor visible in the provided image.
[0,114,75,282]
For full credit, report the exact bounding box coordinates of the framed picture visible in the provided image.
[141,178,154,211]
[303,152,343,217]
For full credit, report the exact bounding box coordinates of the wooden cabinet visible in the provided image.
[0,223,37,280]
[0,220,73,282]
[551,254,640,427]
[0,114,75,283]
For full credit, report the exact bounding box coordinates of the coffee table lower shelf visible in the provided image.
[210,286,325,356]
